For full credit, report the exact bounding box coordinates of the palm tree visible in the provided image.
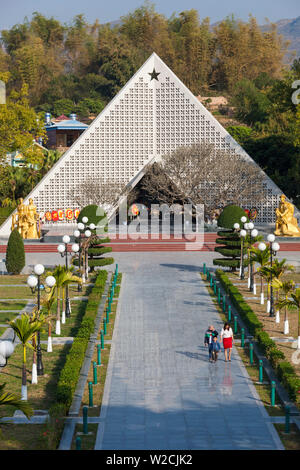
[28,309,47,385]
[271,259,295,322]
[61,269,82,323]
[278,289,300,349]
[251,246,270,304]
[40,288,56,352]
[273,279,295,334]
[51,265,65,336]
[50,266,82,335]
[40,150,61,176]
[271,258,295,280]
[9,313,44,400]
[258,266,273,313]
[0,383,33,435]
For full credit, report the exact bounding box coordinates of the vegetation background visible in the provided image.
[0,2,299,211]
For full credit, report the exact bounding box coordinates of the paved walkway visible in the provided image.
[94,253,283,450]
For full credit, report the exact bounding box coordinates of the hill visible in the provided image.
[261,16,300,61]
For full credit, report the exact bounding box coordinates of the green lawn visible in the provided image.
[0,424,46,451]
[0,301,27,310]
[0,275,28,285]
[0,311,23,324]
[40,300,87,339]
[0,286,35,299]
[0,342,72,418]
[0,272,105,450]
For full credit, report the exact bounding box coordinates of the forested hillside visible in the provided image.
[0,3,299,209]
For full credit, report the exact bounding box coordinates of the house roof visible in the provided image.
[45,119,88,130]
[53,114,69,121]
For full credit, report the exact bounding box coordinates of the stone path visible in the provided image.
[94,253,283,450]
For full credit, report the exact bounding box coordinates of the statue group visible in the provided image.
[11,198,40,239]
[274,195,300,237]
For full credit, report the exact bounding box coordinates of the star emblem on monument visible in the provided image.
[148,68,160,81]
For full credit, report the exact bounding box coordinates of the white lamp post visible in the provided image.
[258,242,267,305]
[251,228,258,294]
[267,235,279,317]
[44,275,56,352]
[0,339,15,368]
[240,229,247,280]
[75,224,86,290]
[233,223,241,275]
[27,264,45,378]
[271,242,281,323]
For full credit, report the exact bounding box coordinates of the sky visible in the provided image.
[0,0,299,30]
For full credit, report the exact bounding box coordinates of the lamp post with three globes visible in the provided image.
[57,236,80,318]
[27,265,56,376]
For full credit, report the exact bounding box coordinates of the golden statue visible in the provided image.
[11,198,40,239]
[274,194,300,237]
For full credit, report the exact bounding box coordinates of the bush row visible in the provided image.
[216,269,262,335]
[215,269,300,403]
[56,270,108,408]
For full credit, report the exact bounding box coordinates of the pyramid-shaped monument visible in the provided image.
[0,53,287,235]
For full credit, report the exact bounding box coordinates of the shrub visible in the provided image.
[282,375,300,402]
[268,348,285,368]
[77,204,106,227]
[214,205,248,271]
[256,330,277,355]
[217,204,248,230]
[5,228,25,274]
[76,207,114,271]
[277,362,296,381]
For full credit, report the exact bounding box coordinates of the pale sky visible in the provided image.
[0,0,299,30]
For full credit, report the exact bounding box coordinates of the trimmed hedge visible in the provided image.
[56,269,108,408]
[215,269,300,403]
[5,228,25,274]
[216,269,262,335]
[217,204,248,229]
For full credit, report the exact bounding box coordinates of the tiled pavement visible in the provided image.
[94,253,284,450]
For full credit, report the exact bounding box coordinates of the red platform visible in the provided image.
[0,233,299,252]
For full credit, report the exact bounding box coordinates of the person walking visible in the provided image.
[220,322,234,362]
[209,335,221,362]
[204,325,218,362]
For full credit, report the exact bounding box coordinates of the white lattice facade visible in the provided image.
[0,53,289,236]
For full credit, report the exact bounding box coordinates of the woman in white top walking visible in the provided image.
[221,323,234,362]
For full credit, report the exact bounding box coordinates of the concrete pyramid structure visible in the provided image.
[0,53,288,235]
